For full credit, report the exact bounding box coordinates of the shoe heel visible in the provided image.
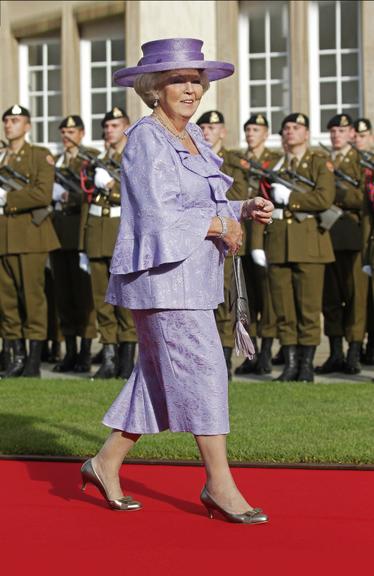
[81,481,87,492]
[202,502,214,519]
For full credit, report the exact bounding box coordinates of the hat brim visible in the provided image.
[113,61,234,87]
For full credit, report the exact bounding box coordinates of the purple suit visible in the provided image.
[103,116,241,435]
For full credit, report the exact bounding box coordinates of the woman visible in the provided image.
[81,38,273,523]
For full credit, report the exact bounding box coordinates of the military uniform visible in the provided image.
[0,105,60,377]
[319,114,367,374]
[51,143,98,371]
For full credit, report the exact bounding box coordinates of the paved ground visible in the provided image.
[40,334,374,383]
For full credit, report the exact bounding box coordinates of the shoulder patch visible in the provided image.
[326,160,335,172]
[46,154,55,166]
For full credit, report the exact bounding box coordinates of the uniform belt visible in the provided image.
[271,208,314,221]
[89,204,121,218]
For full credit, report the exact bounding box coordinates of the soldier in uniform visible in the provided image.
[356,118,374,364]
[316,114,367,375]
[196,110,248,379]
[80,107,137,380]
[51,115,98,373]
[234,114,281,376]
[0,104,60,378]
[261,113,335,381]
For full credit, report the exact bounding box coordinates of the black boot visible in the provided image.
[315,337,345,374]
[49,341,61,363]
[297,346,316,382]
[117,342,136,379]
[92,347,103,364]
[362,333,374,365]
[0,339,12,372]
[41,340,50,362]
[1,339,26,378]
[74,338,92,373]
[222,347,232,381]
[272,345,285,365]
[234,338,258,374]
[255,338,273,375]
[344,341,362,375]
[273,345,298,381]
[22,340,43,377]
[91,344,118,379]
[53,336,77,372]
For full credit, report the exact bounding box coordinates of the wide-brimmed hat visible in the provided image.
[114,38,234,87]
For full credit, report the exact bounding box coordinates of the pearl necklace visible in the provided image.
[152,112,188,141]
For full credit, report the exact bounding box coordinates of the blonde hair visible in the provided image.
[134,70,210,109]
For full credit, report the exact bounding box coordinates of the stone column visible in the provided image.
[361,0,374,120]
[0,1,19,117]
[289,1,309,115]
[125,0,142,123]
[61,3,80,115]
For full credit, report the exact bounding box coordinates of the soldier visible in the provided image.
[0,104,60,378]
[80,107,137,379]
[316,114,367,375]
[262,113,335,381]
[234,114,281,376]
[196,110,248,379]
[356,118,374,365]
[50,115,98,373]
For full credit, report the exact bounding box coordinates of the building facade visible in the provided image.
[1,0,373,150]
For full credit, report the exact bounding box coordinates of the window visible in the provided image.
[19,39,62,148]
[80,38,125,142]
[309,1,362,143]
[239,1,290,144]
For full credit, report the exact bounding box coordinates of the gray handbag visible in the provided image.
[231,255,255,358]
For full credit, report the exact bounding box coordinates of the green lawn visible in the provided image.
[1,378,374,464]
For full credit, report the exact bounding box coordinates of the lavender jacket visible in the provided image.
[106,116,242,310]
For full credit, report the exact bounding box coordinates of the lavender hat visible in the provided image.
[113,38,234,87]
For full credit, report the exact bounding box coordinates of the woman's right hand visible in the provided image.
[208,216,243,254]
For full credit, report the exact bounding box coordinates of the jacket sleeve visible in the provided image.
[110,124,214,275]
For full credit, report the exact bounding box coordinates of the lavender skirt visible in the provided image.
[102,309,229,435]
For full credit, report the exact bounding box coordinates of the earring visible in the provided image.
[153,98,159,108]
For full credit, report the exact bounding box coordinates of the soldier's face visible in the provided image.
[3,116,30,141]
[354,131,373,151]
[199,123,226,148]
[330,126,354,150]
[282,123,309,147]
[157,69,204,121]
[245,125,268,149]
[60,127,84,150]
[104,119,129,146]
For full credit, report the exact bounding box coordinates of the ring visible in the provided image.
[268,218,273,225]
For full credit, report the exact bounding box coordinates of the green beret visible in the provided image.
[196,110,225,125]
[2,104,30,121]
[326,114,353,129]
[59,115,84,130]
[101,107,129,127]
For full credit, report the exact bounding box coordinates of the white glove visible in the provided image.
[362,265,372,277]
[271,183,291,205]
[251,249,267,267]
[94,167,113,189]
[0,186,8,206]
[79,252,91,274]
[53,183,66,202]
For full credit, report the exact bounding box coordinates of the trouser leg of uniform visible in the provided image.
[293,262,325,346]
[268,263,297,345]
[117,306,137,342]
[322,257,345,337]
[241,254,262,338]
[44,265,62,342]
[0,255,23,339]
[259,272,278,339]
[344,251,367,342]
[7,253,48,340]
[215,256,235,348]
[366,281,374,333]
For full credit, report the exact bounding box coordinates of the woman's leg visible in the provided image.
[92,429,141,499]
[195,434,253,514]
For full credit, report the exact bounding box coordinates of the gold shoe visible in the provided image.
[81,459,142,511]
[200,486,268,524]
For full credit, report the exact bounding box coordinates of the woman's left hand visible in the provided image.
[241,197,274,225]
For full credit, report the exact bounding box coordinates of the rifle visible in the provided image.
[349,142,374,171]
[247,159,307,195]
[0,167,51,225]
[319,142,360,188]
[0,168,24,191]
[55,167,84,197]
[2,165,30,185]
[64,135,120,183]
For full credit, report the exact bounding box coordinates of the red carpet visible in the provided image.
[2,461,373,575]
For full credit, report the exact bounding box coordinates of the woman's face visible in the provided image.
[157,69,204,121]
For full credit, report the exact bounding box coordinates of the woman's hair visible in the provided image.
[133,70,210,109]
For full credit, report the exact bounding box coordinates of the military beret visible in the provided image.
[326,113,353,129]
[243,114,268,130]
[354,118,372,133]
[59,115,84,130]
[101,107,129,127]
[2,104,30,121]
[196,110,225,125]
[280,113,309,131]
